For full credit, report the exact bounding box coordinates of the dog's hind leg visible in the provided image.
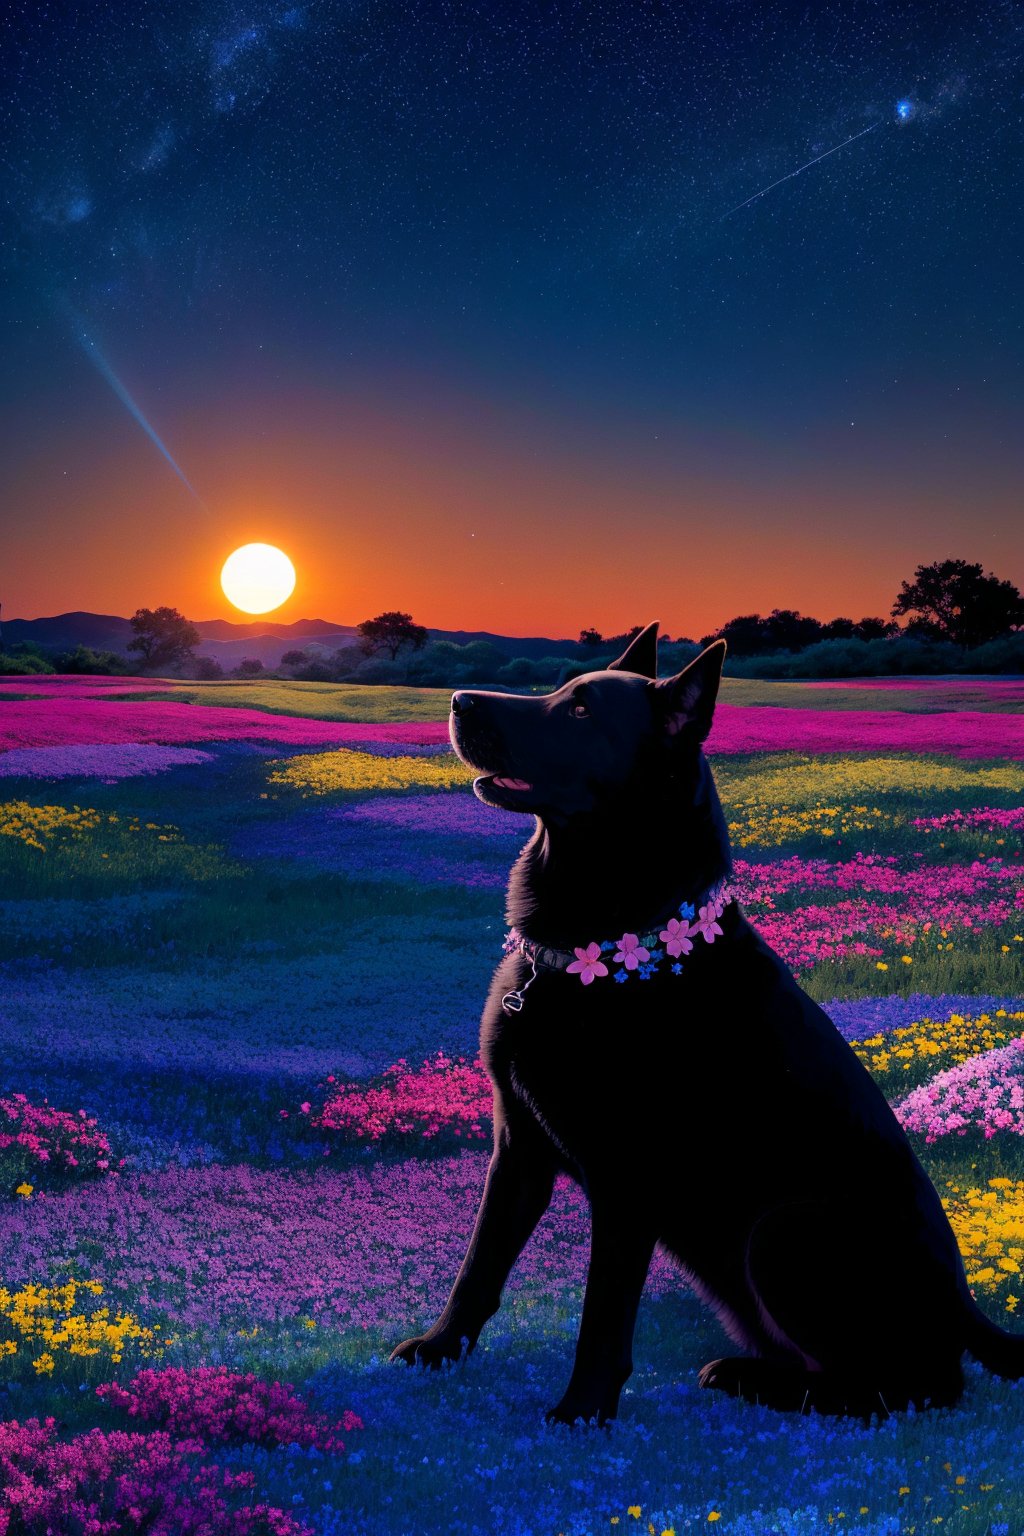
[699,1200,966,1419]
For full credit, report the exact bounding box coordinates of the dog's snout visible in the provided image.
[451,692,475,716]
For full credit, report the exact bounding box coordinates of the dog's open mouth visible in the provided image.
[472,773,536,809]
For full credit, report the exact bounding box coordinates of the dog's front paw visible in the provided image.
[388,1329,470,1369]
[543,1391,615,1429]
[698,1357,739,1394]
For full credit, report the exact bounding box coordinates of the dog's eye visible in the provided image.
[570,695,590,719]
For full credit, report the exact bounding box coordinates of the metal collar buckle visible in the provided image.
[501,950,539,1015]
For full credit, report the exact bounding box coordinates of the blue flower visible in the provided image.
[648,946,664,963]
[599,940,617,952]
[613,969,629,983]
[679,902,695,920]
[671,962,683,975]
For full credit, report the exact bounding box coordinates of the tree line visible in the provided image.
[1,558,1021,681]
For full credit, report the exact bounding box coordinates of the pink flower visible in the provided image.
[695,904,724,942]
[659,917,694,958]
[566,942,609,985]
[612,933,650,970]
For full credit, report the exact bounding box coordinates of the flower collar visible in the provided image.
[499,879,734,1014]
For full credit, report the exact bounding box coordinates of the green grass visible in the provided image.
[158,679,454,720]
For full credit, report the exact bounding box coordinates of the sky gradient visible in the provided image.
[3,1,1023,639]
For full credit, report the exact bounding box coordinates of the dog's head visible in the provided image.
[449,621,726,825]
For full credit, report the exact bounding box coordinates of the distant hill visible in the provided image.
[1,611,581,667]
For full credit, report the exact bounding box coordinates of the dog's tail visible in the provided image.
[963,1294,1024,1379]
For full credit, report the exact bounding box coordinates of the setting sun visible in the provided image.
[220,543,296,614]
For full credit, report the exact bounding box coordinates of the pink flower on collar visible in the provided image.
[566,942,609,985]
[659,916,694,958]
[613,933,650,970]
[695,903,723,942]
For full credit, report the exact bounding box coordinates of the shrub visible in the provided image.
[495,656,548,684]
[0,650,54,676]
[51,645,122,674]
[352,656,404,683]
[967,632,1024,674]
[97,1365,362,1453]
[0,1093,120,1191]
[292,658,336,681]
[727,635,965,678]
[0,1416,311,1535]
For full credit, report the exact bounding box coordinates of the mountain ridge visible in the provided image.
[0,611,583,664]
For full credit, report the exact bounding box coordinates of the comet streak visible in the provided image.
[721,121,880,219]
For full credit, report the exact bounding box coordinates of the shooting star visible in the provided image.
[72,320,206,507]
[721,121,880,219]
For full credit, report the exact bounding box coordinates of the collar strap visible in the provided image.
[500,879,734,1014]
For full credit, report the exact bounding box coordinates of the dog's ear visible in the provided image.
[647,640,726,744]
[607,621,659,678]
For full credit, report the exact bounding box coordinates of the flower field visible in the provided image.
[1,672,1023,1534]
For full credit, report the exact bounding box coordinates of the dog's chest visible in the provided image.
[483,971,680,1170]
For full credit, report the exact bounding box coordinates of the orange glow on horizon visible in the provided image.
[7,374,1023,641]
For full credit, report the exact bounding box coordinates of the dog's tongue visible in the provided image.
[492,776,532,791]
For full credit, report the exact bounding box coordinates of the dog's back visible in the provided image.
[392,622,1024,1422]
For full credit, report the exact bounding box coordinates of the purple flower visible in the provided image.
[694,904,724,942]
[612,933,650,970]
[566,942,609,985]
[659,917,694,958]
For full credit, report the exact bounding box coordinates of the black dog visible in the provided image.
[390,622,1024,1425]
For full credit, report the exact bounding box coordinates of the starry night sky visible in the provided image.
[2,1,1023,636]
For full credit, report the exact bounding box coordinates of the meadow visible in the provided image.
[0,671,1023,1535]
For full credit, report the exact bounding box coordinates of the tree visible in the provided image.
[891,559,1024,648]
[127,607,200,672]
[356,611,428,661]
[760,609,824,651]
[700,613,767,655]
[280,649,308,667]
[604,625,644,650]
[234,657,264,677]
[194,656,224,679]
[853,616,899,642]
[578,627,603,647]
[821,617,856,640]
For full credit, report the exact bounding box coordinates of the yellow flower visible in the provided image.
[707,1517,722,1525]
[901,955,913,965]
[267,748,472,796]
[875,962,889,971]
[14,1184,32,1199]
[0,1278,163,1376]
[0,801,103,851]
[627,1509,642,1520]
